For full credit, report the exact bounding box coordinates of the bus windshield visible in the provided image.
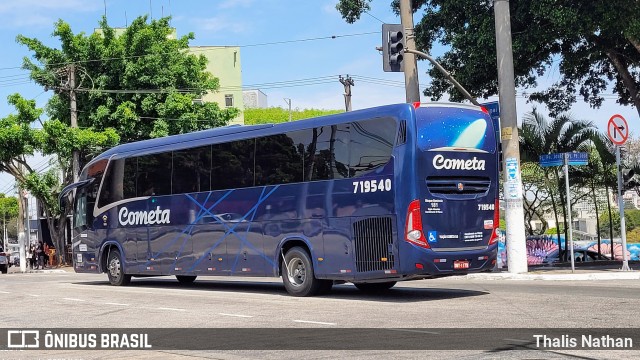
[416,107,496,153]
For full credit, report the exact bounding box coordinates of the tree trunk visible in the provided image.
[591,179,601,257]
[606,50,640,117]
[546,169,562,258]
[605,183,614,250]
[554,167,568,261]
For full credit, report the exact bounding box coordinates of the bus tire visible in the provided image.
[176,275,197,284]
[106,249,131,286]
[354,281,397,293]
[282,246,325,297]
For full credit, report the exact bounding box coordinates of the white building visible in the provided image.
[242,89,268,109]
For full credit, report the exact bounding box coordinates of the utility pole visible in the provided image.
[339,75,354,111]
[69,64,79,183]
[283,98,292,121]
[494,0,528,273]
[399,0,420,103]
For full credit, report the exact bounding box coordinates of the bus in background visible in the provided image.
[60,102,499,296]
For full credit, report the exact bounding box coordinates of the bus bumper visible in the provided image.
[404,244,498,276]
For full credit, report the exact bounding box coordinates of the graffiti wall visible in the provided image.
[497,231,640,267]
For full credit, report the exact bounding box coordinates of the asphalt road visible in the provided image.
[1,270,639,359]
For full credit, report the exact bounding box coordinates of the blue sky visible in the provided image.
[0,0,638,195]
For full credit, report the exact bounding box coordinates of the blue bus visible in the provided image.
[61,102,499,296]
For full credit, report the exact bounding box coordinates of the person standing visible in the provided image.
[26,245,33,270]
[36,241,44,270]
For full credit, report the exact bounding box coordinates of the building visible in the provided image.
[243,89,268,109]
[96,28,245,125]
[189,46,245,125]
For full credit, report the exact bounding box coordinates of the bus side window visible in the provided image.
[211,139,255,191]
[255,133,304,186]
[349,118,395,178]
[173,146,212,194]
[306,125,350,181]
[98,158,136,208]
[136,153,172,197]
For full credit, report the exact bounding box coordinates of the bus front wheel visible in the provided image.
[106,249,131,286]
[281,247,329,297]
[354,281,397,293]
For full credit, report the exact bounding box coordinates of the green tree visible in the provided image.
[521,162,552,235]
[17,15,238,146]
[245,107,342,125]
[570,138,616,255]
[519,108,596,258]
[337,0,640,117]
[0,194,19,242]
[0,94,118,264]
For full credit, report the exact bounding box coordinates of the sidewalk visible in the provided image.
[467,261,640,281]
[6,265,73,274]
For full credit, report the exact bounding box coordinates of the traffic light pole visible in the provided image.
[615,146,631,271]
[399,0,420,103]
[404,49,479,106]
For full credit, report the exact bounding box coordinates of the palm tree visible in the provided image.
[520,108,596,260]
[571,134,616,257]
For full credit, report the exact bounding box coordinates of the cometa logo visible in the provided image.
[118,206,171,226]
[432,154,485,171]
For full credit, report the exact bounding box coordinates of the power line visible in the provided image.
[0,31,378,72]
[364,11,385,24]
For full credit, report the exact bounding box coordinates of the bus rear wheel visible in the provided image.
[354,281,397,293]
[176,275,197,284]
[106,249,131,286]
[281,246,329,297]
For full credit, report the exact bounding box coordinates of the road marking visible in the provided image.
[104,302,129,306]
[293,320,336,326]
[28,294,40,297]
[158,307,186,312]
[503,338,532,344]
[387,329,440,335]
[0,291,10,294]
[219,313,253,318]
[63,298,85,302]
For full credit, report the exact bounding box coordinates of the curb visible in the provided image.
[466,272,640,281]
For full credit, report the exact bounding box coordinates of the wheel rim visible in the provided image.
[286,257,306,287]
[108,256,122,280]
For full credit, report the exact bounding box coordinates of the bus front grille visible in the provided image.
[353,217,395,272]
[426,176,490,197]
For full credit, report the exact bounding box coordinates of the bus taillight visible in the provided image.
[488,199,500,245]
[405,199,429,248]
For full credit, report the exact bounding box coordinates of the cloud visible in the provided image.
[7,13,53,28]
[322,1,340,15]
[0,0,98,13]
[0,0,100,29]
[217,0,254,10]
[194,16,250,34]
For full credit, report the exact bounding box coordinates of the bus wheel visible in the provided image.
[354,281,397,293]
[106,249,131,286]
[176,275,197,284]
[282,246,326,297]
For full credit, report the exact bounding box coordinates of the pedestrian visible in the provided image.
[27,244,37,270]
[36,241,44,270]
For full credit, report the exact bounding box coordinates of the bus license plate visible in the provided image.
[454,260,470,270]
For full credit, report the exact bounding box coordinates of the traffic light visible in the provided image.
[622,168,637,194]
[382,24,405,72]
